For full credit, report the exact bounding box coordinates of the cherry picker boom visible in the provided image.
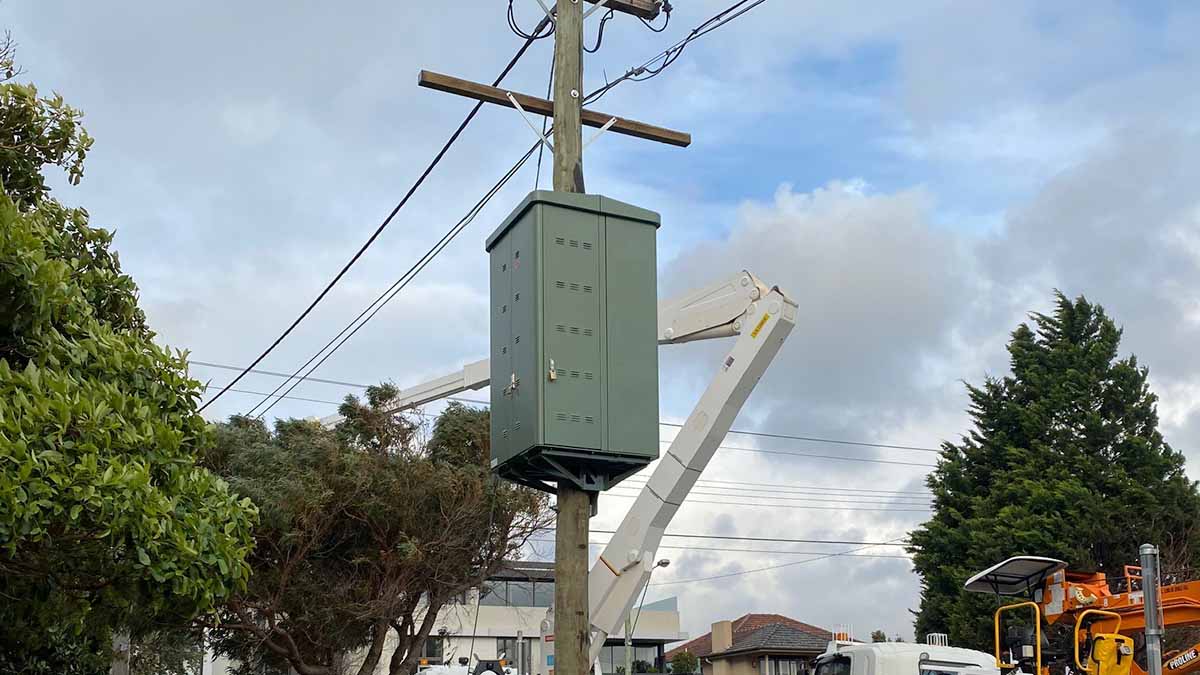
[327,270,797,673]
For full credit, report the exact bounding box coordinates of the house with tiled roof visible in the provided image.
[666,614,833,675]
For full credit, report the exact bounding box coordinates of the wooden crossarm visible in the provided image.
[417,70,691,148]
[585,0,661,20]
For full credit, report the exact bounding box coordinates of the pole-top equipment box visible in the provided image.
[486,191,660,493]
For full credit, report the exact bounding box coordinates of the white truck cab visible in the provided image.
[814,639,1000,675]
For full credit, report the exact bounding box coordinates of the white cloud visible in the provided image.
[220,98,285,145]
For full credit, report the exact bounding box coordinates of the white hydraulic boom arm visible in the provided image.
[584,271,796,663]
[323,271,797,670]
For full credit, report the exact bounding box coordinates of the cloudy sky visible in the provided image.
[11,0,1200,644]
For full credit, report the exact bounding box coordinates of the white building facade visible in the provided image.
[208,561,686,675]
[391,561,686,675]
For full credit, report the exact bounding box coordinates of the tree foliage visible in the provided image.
[202,389,552,675]
[0,35,256,670]
[670,650,699,674]
[909,293,1200,649]
[870,630,888,643]
[0,33,91,210]
[130,630,203,675]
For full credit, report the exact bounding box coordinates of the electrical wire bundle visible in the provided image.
[204,0,776,416]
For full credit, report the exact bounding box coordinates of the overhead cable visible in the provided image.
[648,538,910,586]
[199,18,550,412]
[601,492,930,512]
[251,140,541,419]
[231,0,779,414]
[619,476,930,496]
[587,0,771,105]
[660,421,940,453]
[189,361,942,467]
[588,530,910,547]
[530,539,911,560]
[610,482,931,504]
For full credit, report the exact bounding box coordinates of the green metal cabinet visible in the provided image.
[486,191,659,492]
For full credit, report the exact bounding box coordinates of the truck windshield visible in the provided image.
[815,656,851,675]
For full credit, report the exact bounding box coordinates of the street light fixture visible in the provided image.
[625,559,671,675]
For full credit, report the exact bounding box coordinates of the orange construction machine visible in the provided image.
[964,556,1200,675]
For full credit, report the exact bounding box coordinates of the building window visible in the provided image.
[480,580,555,607]
[508,581,534,607]
[533,580,555,607]
[421,638,443,662]
[497,638,535,675]
[600,644,662,674]
[481,582,507,606]
[764,657,804,675]
[601,646,615,674]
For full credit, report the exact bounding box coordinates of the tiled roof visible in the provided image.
[725,624,831,655]
[665,614,832,660]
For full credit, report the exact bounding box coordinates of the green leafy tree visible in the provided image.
[0,36,257,670]
[0,33,90,210]
[909,293,1200,649]
[130,630,203,675]
[670,650,699,674]
[870,630,888,643]
[202,389,551,675]
[632,659,656,673]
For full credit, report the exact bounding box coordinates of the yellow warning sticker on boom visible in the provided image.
[751,314,770,338]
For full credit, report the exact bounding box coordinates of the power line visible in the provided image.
[251,140,541,420]
[648,538,909,587]
[204,381,434,417]
[654,440,937,468]
[584,9,616,53]
[660,421,940,454]
[601,492,929,512]
[587,0,772,105]
[507,0,556,41]
[608,484,930,505]
[534,50,554,190]
[202,391,929,502]
[252,0,779,414]
[534,539,911,560]
[617,476,930,497]
[638,0,672,32]
[208,0,776,413]
[191,360,369,389]
[199,19,550,413]
[188,360,943,467]
[206,385,346,407]
[588,530,910,547]
[651,544,909,559]
[620,476,930,496]
[690,477,930,495]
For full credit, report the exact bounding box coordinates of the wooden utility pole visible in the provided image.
[553,0,586,194]
[551,1,592,669]
[556,486,591,675]
[413,3,689,672]
[551,5,590,674]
